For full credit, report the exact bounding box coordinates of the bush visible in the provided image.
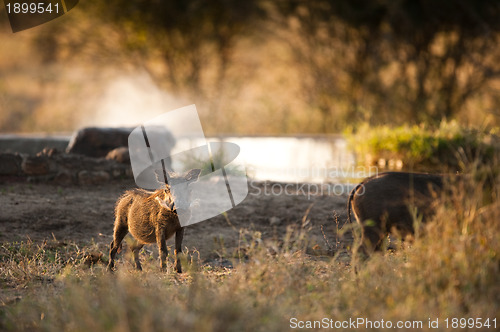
[345,121,500,172]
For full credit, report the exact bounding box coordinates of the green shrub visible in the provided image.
[345,121,499,171]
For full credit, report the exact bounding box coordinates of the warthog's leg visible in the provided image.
[130,240,144,271]
[156,226,168,271]
[175,227,184,273]
[359,223,385,256]
[108,223,129,271]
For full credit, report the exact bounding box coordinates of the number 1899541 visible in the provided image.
[5,2,61,14]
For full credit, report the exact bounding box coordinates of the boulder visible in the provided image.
[22,156,50,175]
[78,170,111,185]
[53,170,75,185]
[0,153,23,175]
[269,216,281,226]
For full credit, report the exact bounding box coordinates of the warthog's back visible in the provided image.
[350,172,444,233]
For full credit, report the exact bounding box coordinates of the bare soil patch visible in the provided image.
[0,180,352,261]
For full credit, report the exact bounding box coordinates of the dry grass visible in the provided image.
[0,174,499,331]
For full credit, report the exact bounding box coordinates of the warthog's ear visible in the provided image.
[185,169,201,183]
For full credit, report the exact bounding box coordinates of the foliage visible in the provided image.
[345,121,499,171]
[3,1,500,133]
[272,0,500,130]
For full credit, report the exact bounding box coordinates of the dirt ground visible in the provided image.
[0,179,353,262]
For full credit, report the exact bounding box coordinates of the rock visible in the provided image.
[2,141,134,184]
[22,156,50,175]
[78,170,110,185]
[112,169,122,178]
[0,153,22,175]
[106,146,130,164]
[125,168,134,177]
[54,170,74,185]
[111,167,132,179]
[269,216,281,226]
[27,174,56,183]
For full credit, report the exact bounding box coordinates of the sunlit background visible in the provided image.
[1,1,500,182]
[1,1,499,135]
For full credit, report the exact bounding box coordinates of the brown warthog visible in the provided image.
[108,169,201,272]
[347,172,445,255]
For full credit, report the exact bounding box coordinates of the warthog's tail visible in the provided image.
[347,182,363,224]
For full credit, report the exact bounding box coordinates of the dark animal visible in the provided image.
[108,168,201,272]
[347,172,444,255]
[66,127,132,157]
[66,126,176,159]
